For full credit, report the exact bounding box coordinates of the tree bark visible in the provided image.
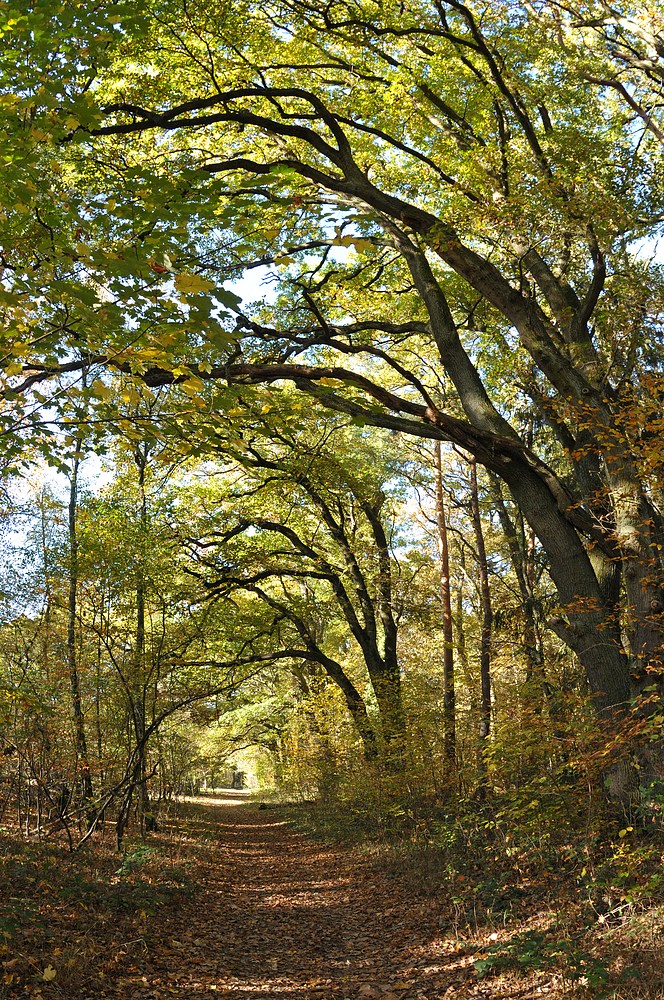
[435,442,456,763]
[469,459,492,782]
[67,448,94,815]
[488,476,546,693]
[133,445,150,831]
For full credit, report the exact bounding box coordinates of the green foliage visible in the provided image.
[0,896,40,942]
[473,929,616,995]
[115,844,157,876]
[577,838,664,920]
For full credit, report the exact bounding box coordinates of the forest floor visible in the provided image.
[1,793,663,999]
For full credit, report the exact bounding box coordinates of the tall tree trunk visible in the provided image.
[453,560,476,707]
[435,442,456,763]
[133,445,150,831]
[469,459,493,783]
[39,492,52,684]
[95,603,105,804]
[361,500,405,754]
[488,476,546,693]
[67,448,94,815]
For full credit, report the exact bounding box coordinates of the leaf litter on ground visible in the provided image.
[1,795,662,998]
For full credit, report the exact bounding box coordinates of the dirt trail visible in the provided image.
[124,794,477,999]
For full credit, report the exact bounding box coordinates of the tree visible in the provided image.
[434,441,456,763]
[181,408,412,762]
[4,0,664,799]
[469,457,493,779]
[0,427,314,844]
[65,442,94,818]
[546,2,664,149]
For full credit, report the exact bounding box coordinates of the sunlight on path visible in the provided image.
[179,791,253,808]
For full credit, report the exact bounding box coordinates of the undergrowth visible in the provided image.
[0,805,202,996]
[284,776,664,998]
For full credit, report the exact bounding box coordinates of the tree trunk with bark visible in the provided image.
[132,444,150,832]
[434,442,456,763]
[469,460,493,785]
[67,448,94,819]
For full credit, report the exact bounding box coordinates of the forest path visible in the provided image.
[126,793,482,1000]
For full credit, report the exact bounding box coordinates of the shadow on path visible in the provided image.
[112,796,482,999]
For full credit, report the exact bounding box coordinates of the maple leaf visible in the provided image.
[175,272,216,294]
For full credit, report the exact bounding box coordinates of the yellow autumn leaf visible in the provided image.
[133,347,166,361]
[174,272,216,295]
[120,387,141,406]
[42,965,56,981]
[92,381,113,401]
[182,377,205,395]
[30,127,52,142]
